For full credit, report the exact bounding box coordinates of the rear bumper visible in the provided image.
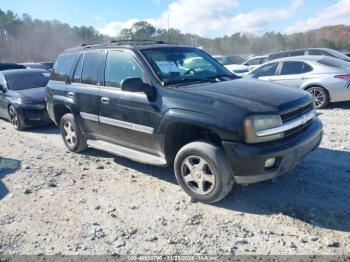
[222,118,323,184]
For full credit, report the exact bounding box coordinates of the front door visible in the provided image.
[98,50,161,154]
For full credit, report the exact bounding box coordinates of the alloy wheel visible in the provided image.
[9,106,19,128]
[63,121,77,147]
[181,156,216,195]
[308,87,326,108]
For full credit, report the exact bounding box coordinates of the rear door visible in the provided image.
[271,61,313,88]
[70,51,102,136]
[98,49,161,153]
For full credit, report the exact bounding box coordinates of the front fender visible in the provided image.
[155,108,242,151]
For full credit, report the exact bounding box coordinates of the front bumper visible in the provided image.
[222,118,323,184]
[16,105,52,127]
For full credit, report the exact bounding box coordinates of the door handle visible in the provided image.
[67,92,75,98]
[101,97,110,104]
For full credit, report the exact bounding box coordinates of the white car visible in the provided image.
[213,55,249,76]
[242,55,268,71]
[245,55,350,108]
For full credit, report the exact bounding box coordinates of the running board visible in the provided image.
[87,140,167,166]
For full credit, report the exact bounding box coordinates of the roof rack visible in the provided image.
[69,40,168,51]
[108,39,166,45]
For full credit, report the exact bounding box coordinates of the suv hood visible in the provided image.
[182,79,311,113]
[10,87,46,104]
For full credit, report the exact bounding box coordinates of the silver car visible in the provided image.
[246,56,350,108]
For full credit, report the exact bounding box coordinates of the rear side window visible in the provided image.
[81,51,100,85]
[104,51,144,88]
[281,61,312,75]
[269,52,288,60]
[51,54,77,81]
[252,62,278,77]
[309,49,328,56]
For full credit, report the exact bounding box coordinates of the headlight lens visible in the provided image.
[244,114,283,143]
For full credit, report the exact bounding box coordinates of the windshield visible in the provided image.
[141,47,234,85]
[6,71,49,90]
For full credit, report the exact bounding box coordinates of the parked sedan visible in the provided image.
[246,56,350,108]
[213,55,249,76]
[268,48,350,63]
[0,69,51,130]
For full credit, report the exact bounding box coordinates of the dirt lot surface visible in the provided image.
[0,103,350,256]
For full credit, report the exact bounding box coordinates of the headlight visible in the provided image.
[15,98,23,104]
[244,114,283,143]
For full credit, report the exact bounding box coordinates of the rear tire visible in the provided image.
[9,105,25,131]
[60,113,87,152]
[306,86,329,109]
[174,141,234,203]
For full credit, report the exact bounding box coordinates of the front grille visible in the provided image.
[281,102,314,122]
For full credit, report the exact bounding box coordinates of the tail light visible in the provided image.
[335,74,350,80]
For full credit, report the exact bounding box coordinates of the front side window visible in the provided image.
[81,51,100,85]
[104,51,144,88]
[141,47,232,85]
[251,62,278,77]
[289,50,305,57]
[281,61,312,75]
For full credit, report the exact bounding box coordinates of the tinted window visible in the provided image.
[51,54,77,81]
[252,62,278,77]
[81,51,100,85]
[0,64,26,71]
[289,50,305,57]
[281,61,312,75]
[104,51,144,88]
[245,58,260,66]
[6,71,49,90]
[73,54,84,83]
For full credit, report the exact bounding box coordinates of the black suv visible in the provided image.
[46,41,323,203]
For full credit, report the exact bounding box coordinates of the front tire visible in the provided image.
[60,113,87,152]
[307,86,329,109]
[174,141,234,203]
[9,105,25,131]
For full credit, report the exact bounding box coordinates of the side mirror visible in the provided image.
[121,77,154,96]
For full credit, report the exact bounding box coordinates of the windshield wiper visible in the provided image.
[166,78,212,86]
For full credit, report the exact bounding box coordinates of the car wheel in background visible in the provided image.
[9,105,24,131]
[174,141,234,203]
[307,86,329,109]
[60,113,87,152]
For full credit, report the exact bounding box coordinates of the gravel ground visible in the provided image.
[0,102,350,256]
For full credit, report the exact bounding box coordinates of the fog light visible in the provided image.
[265,158,276,168]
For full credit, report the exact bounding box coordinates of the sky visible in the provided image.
[1,0,350,37]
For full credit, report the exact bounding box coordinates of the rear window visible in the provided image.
[6,71,49,90]
[318,57,350,68]
[51,53,78,82]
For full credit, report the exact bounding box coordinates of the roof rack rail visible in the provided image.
[108,39,166,45]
